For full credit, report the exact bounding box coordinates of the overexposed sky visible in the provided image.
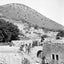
[0,0,64,25]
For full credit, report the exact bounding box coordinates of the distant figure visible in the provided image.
[41,56,45,64]
[27,43,31,54]
[20,45,24,51]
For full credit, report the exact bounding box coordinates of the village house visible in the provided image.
[43,42,64,64]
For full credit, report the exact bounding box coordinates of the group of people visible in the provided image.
[19,42,32,54]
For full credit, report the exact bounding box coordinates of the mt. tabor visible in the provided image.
[0,3,64,31]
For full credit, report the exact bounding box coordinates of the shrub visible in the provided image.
[22,58,30,64]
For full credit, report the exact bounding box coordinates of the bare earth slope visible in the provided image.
[0,3,64,31]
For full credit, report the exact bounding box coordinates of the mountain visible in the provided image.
[0,3,64,31]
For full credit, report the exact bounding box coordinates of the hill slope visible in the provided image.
[0,3,64,31]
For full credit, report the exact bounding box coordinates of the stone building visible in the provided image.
[43,43,64,64]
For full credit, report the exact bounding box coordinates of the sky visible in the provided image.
[0,0,64,26]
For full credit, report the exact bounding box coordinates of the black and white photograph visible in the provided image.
[0,0,64,64]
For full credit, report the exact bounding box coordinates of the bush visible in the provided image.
[57,31,64,37]
[22,58,30,64]
[0,19,20,42]
[56,31,64,39]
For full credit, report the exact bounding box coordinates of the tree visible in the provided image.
[0,19,20,42]
[56,31,64,39]
[0,30,4,42]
